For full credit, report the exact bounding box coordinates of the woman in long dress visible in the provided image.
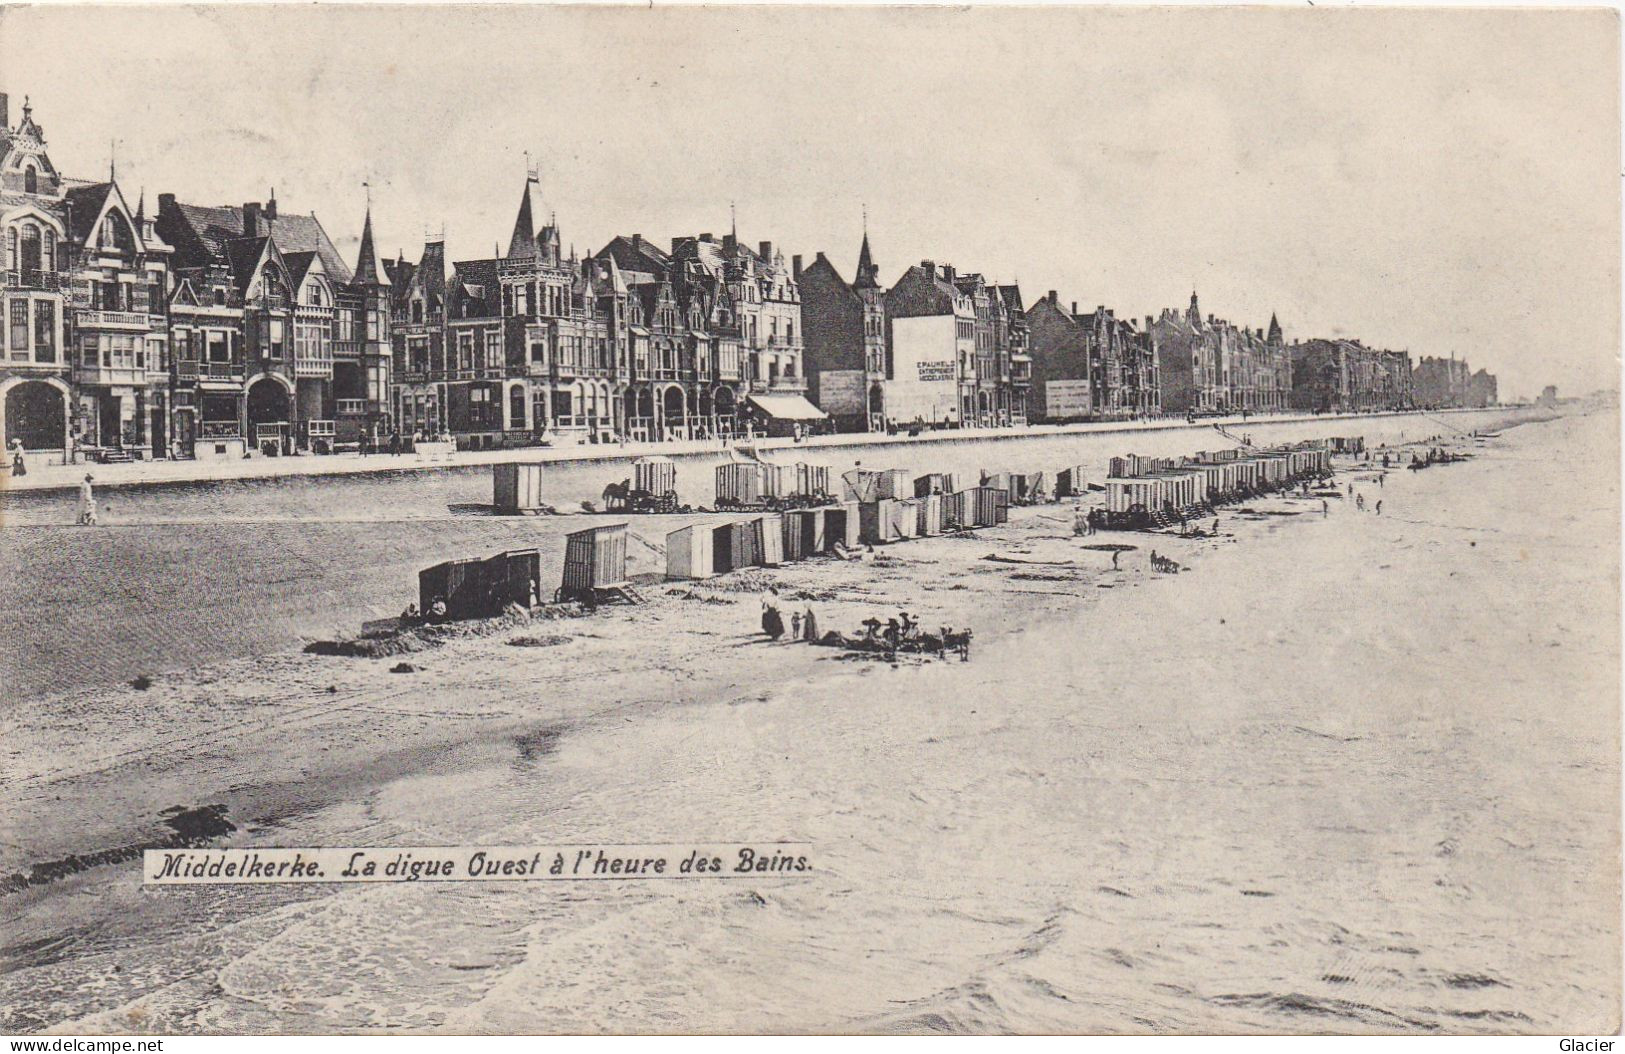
[10,440,25,477]
[77,474,97,525]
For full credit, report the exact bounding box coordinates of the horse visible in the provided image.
[601,480,630,511]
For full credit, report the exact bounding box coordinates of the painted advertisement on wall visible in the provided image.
[884,315,960,426]
[1043,379,1091,420]
[816,369,867,416]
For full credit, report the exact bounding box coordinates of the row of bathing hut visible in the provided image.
[1101,441,1337,530]
[663,465,1050,580]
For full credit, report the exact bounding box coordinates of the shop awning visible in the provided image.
[746,393,828,420]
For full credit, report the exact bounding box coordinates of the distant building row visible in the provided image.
[0,94,1496,462]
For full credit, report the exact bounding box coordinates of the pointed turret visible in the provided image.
[507,176,538,259]
[352,205,389,287]
[1186,290,1201,327]
[854,230,879,290]
[1267,312,1282,344]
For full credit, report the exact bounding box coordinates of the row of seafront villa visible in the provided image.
[0,93,1499,465]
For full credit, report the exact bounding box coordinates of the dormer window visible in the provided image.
[23,165,36,195]
[306,284,324,307]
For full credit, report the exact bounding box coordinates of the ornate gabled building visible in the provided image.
[0,94,173,462]
[1152,292,1289,415]
[1290,338,1412,412]
[158,190,385,457]
[388,238,446,438]
[797,228,889,432]
[1025,292,1158,421]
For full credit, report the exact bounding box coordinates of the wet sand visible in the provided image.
[1,408,1617,1034]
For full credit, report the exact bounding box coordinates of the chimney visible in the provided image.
[159,192,176,215]
[243,202,263,237]
[921,260,935,277]
[723,233,737,253]
[266,191,277,221]
[1047,290,1058,304]
[632,234,643,250]
[1071,302,1078,315]
[700,232,713,243]
[671,237,684,254]
[943,264,956,282]
[758,240,773,260]
[0,93,8,130]
[792,254,802,278]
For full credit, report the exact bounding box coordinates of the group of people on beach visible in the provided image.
[760,587,819,644]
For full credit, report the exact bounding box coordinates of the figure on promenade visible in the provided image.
[77,474,97,525]
[10,438,25,477]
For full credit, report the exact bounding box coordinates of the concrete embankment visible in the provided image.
[0,406,1546,512]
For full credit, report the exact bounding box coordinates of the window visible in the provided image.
[530,340,545,364]
[208,333,229,363]
[485,332,501,369]
[42,231,53,272]
[5,228,14,271]
[33,300,54,362]
[306,283,324,307]
[19,224,40,274]
[24,165,37,194]
[213,288,226,307]
[9,300,27,355]
[268,319,285,358]
[149,277,163,310]
[412,299,424,324]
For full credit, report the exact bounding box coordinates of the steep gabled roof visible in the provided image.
[165,201,352,283]
[283,250,320,292]
[63,182,117,247]
[224,236,272,292]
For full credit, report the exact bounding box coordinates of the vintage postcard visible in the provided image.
[0,2,1618,1039]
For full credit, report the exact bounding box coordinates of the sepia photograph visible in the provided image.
[0,2,1619,1040]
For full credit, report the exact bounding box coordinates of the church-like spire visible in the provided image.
[353,201,388,287]
[1267,312,1282,344]
[1187,289,1201,327]
[507,174,539,259]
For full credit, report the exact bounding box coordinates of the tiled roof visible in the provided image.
[63,182,114,246]
[283,250,319,291]
[168,201,352,284]
[225,236,270,291]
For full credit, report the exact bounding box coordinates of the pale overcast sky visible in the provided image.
[2,5,1616,398]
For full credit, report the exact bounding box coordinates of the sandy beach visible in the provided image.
[0,406,1617,1034]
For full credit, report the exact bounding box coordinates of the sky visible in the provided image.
[1,5,1617,399]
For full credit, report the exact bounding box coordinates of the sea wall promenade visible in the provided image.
[0,406,1539,500]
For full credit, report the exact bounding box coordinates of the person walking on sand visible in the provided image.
[77,474,97,525]
[1111,549,1121,571]
[1375,500,1382,516]
[802,605,818,643]
[790,610,803,640]
[9,438,25,477]
[1321,499,1329,517]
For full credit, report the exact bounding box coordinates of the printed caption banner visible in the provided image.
[145,844,813,885]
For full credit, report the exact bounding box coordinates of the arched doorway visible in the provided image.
[4,379,67,451]
[714,386,736,436]
[662,385,687,440]
[246,376,292,455]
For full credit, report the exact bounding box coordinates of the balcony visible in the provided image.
[200,421,242,440]
[176,358,199,381]
[76,363,165,387]
[78,309,157,330]
[294,351,334,378]
[201,361,247,383]
[2,269,70,292]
